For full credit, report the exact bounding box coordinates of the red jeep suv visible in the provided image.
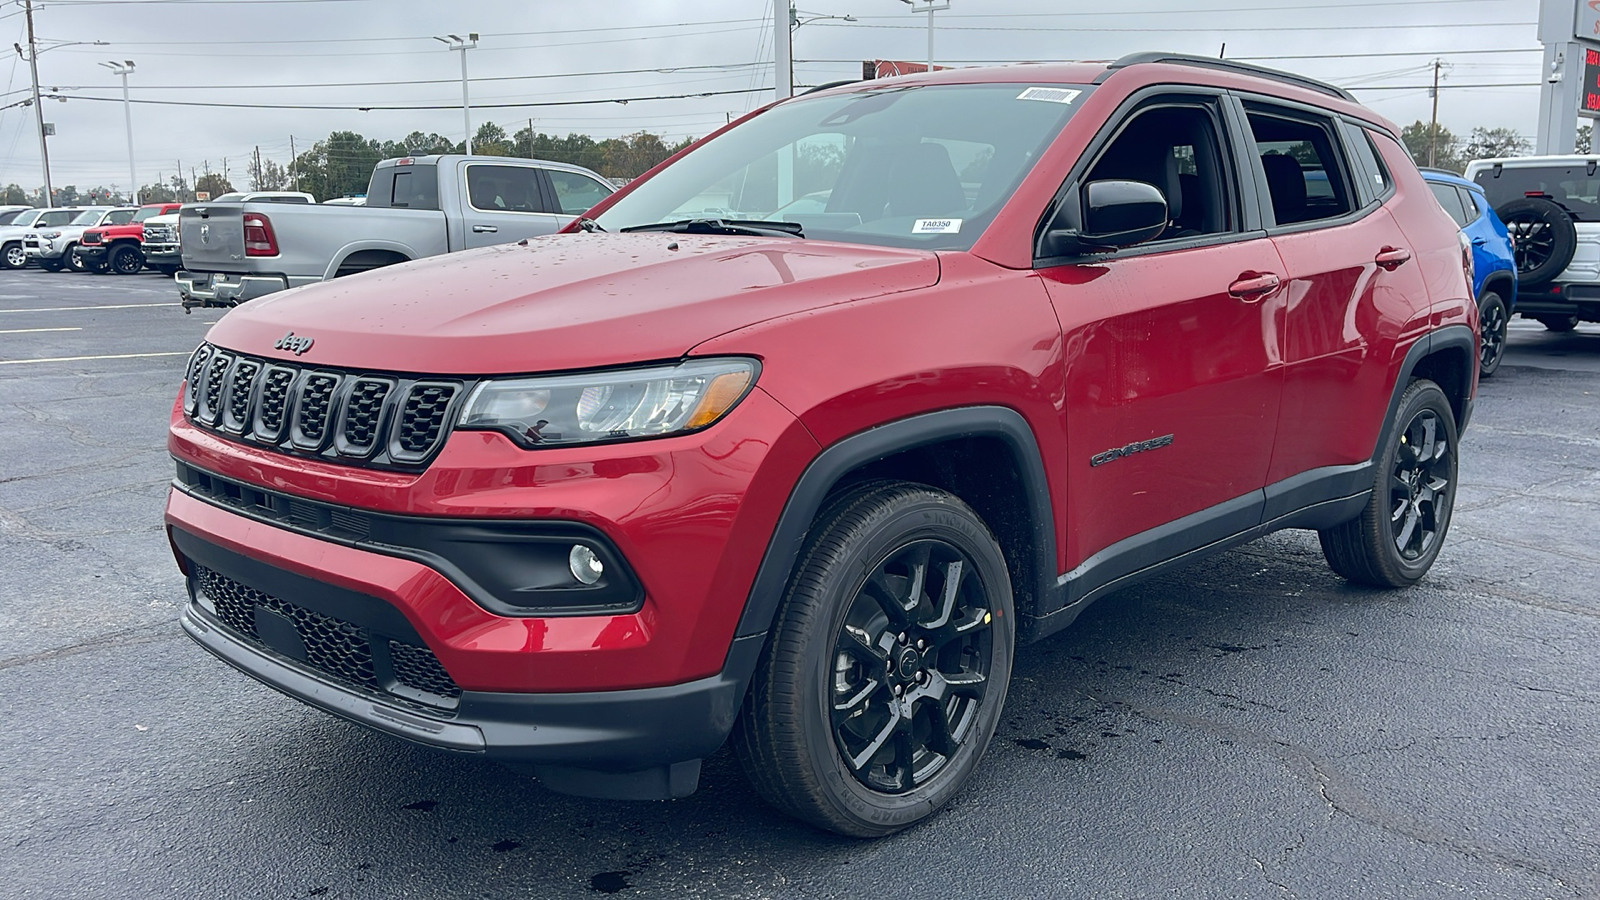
[167,54,1476,836]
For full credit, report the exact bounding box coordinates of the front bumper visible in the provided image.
[24,240,66,261]
[144,245,180,266]
[74,245,109,266]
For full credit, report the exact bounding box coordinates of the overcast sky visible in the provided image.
[0,0,1540,194]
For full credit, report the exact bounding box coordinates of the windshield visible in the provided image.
[70,210,106,225]
[594,82,1092,251]
[133,207,165,222]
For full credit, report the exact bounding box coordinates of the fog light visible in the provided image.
[569,544,604,585]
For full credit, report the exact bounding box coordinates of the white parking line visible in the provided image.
[0,303,181,313]
[0,327,83,334]
[0,351,190,366]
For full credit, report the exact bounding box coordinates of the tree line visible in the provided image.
[0,125,695,206]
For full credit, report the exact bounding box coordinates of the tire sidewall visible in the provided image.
[1375,383,1460,580]
[111,246,143,274]
[1478,291,1507,377]
[791,496,1015,834]
[1498,197,1576,287]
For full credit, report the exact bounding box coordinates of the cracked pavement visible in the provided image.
[1,270,1597,898]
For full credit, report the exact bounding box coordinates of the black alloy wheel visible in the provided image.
[1386,406,1454,562]
[1477,291,1508,377]
[110,244,143,275]
[734,482,1015,837]
[829,539,994,794]
[1319,378,1458,587]
[1,242,25,269]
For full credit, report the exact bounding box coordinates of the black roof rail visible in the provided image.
[800,79,860,95]
[1095,52,1356,102]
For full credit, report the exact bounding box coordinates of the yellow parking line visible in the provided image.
[0,303,181,313]
[0,327,83,334]
[0,351,191,366]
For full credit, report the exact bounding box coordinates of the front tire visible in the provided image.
[733,482,1015,837]
[109,245,144,275]
[1,242,25,269]
[64,244,86,272]
[1319,379,1458,588]
[1477,291,1508,377]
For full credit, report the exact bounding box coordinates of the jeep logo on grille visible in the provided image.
[274,331,314,356]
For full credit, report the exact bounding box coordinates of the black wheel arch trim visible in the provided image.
[732,406,1058,645]
[1478,272,1517,310]
[1378,325,1476,445]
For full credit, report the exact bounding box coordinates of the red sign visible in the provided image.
[861,60,951,80]
[1583,47,1600,119]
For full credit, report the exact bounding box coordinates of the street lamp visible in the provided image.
[788,7,856,96]
[900,0,950,72]
[100,60,137,205]
[434,33,479,154]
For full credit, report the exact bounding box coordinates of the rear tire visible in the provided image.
[1477,291,1508,377]
[1319,379,1458,588]
[1537,315,1580,333]
[733,482,1015,837]
[109,244,143,275]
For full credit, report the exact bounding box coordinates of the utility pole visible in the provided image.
[775,1,792,100]
[289,136,298,191]
[22,0,52,206]
[434,34,479,153]
[1427,58,1442,167]
[528,117,535,158]
[901,0,950,72]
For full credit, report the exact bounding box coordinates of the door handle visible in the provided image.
[1375,246,1412,271]
[1470,237,1488,246]
[472,224,499,234]
[1227,271,1281,302]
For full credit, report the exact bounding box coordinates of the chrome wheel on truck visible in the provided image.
[734,482,1014,837]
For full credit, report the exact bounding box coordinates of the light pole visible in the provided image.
[434,33,479,154]
[101,60,137,205]
[900,0,950,72]
[787,7,856,96]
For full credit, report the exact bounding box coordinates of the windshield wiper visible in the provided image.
[619,218,804,238]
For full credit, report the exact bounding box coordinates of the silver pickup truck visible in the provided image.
[176,154,614,310]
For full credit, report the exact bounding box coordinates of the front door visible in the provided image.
[1037,95,1286,574]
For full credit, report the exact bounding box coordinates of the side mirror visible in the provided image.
[1039,180,1170,257]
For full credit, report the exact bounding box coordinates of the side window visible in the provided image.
[466,165,544,213]
[1428,182,1471,227]
[547,170,613,215]
[390,168,439,210]
[1083,101,1236,239]
[1363,133,1392,194]
[1458,187,1483,222]
[1245,108,1355,226]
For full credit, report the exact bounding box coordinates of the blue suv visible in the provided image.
[1422,168,1518,376]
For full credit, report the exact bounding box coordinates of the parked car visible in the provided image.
[0,205,33,222]
[0,207,81,269]
[76,202,185,275]
[137,210,182,275]
[168,54,1475,837]
[174,155,614,310]
[1420,168,1518,375]
[208,191,317,204]
[25,206,135,272]
[1465,154,1600,331]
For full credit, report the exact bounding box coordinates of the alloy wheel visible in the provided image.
[1504,213,1554,277]
[830,539,993,794]
[3,245,24,268]
[1388,409,1454,561]
[1479,299,1507,373]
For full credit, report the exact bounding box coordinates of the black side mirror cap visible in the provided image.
[1040,179,1169,257]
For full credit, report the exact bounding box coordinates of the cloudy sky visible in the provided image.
[0,0,1541,194]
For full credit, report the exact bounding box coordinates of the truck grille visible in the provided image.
[194,564,462,707]
[81,231,102,245]
[142,224,175,243]
[184,343,466,470]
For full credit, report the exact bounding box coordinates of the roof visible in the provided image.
[1419,168,1475,189]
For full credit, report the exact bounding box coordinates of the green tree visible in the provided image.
[139,181,177,203]
[0,184,27,205]
[472,122,513,157]
[1461,126,1530,163]
[1400,120,1462,172]
[55,185,80,205]
[194,173,235,198]
[1580,124,1593,154]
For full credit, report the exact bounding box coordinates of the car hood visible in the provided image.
[205,232,940,374]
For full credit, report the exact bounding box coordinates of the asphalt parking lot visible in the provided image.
[1,267,1597,899]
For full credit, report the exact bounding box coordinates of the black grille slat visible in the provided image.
[194,565,460,708]
[224,360,261,432]
[187,343,461,470]
[396,385,457,455]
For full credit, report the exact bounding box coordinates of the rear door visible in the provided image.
[1037,90,1286,571]
[458,161,563,248]
[1240,100,1433,494]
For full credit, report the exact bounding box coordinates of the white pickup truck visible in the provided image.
[175,155,613,310]
[1466,154,1600,330]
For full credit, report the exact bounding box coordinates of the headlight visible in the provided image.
[41,231,61,239]
[458,358,758,448]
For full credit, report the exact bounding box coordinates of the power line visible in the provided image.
[45,62,771,93]
[53,86,769,112]
[808,20,1534,33]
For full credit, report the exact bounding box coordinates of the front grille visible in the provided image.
[186,342,467,470]
[81,232,102,245]
[143,225,174,243]
[194,565,461,707]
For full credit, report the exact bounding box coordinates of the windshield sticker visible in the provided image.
[1016,87,1082,104]
[913,218,963,234]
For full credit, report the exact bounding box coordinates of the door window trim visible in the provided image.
[1032,86,1262,269]
[1230,92,1381,236]
[463,161,555,215]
